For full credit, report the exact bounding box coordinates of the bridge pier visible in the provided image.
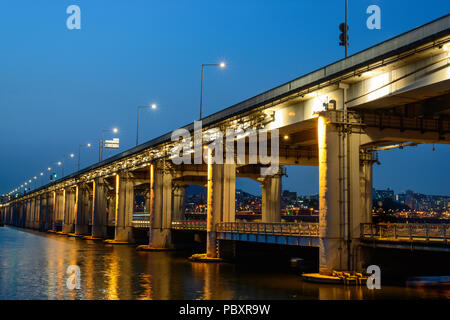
[63,187,76,234]
[151,163,173,248]
[318,112,374,274]
[113,173,134,243]
[75,184,90,235]
[91,178,108,238]
[261,170,282,223]
[205,162,237,258]
[172,184,186,221]
[33,196,40,229]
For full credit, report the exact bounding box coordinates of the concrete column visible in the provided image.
[262,170,282,223]
[222,164,236,223]
[92,178,108,238]
[33,197,40,229]
[172,185,186,221]
[26,199,32,228]
[204,154,238,258]
[359,153,373,227]
[114,173,134,242]
[63,188,76,234]
[318,116,346,274]
[39,195,47,231]
[75,184,89,235]
[20,201,25,227]
[152,162,173,248]
[53,190,64,231]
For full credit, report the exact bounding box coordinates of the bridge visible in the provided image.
[1,15,449,274]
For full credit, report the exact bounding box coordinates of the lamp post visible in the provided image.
[136,104,157,146]
[57,153,74,178]
[99,128,118,161]
[40,172,44,186]
[199,62,226,119]
[78,143,91,171]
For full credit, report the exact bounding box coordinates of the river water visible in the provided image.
[0,226,448,300]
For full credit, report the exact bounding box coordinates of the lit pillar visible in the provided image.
[151,162,173,248]
[114,173,134,242]
[39,195,47,231]
[92,178,108,238]
[318,115,347,274]
[75,183,89,235]
[26,198,32,228]
[172,184,186,221]
[261,170,282,223]
[206,148,216,258]
[33,196,40,229]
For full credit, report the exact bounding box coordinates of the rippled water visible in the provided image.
[0,226,448,300]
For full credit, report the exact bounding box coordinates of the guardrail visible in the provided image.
[216,222,319,237]
[361,223,449,244]
[171,220,206,231]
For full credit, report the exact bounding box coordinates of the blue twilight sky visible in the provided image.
[0,0,449,197]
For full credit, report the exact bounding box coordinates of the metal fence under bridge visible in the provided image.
[361,223,449,249]
[215,222,319,246]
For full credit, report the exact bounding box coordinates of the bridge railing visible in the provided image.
[171,220,206,231]
[131,212,150,228]
[361,223,449,244]
[216,222,319,237]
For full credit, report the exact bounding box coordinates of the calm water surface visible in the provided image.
[0,226,448,300]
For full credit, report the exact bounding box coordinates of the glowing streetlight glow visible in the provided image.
[219,62,226,68]
[151,103,157,109]
[113,128,118,133]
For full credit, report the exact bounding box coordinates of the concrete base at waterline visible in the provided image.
[104,239,134,245]
[136,245,175,252]
[188,253,223,263]
[82,235,104,241]
[67,233,87,238]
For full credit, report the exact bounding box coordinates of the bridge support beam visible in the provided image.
[48,192,56,231]
[205,161,237,258]
[318,112,374,274]
[151,163,173,248]
[33,196,40,229]
[114,173,134,243]
[75,184,90,235]
[262,170,282,223]
[63,188,76,234]
[172,184,186,221]
[92,178,108,238]
[38,195,47,231]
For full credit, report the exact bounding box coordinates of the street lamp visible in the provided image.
[136,104,157,146]
[199,62,226,119]
[99,128,118,161]
[40,172,44,186]
[56,154,74,178]
[78,143,92,171]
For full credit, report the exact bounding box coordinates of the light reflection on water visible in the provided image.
[0,226,448,300]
